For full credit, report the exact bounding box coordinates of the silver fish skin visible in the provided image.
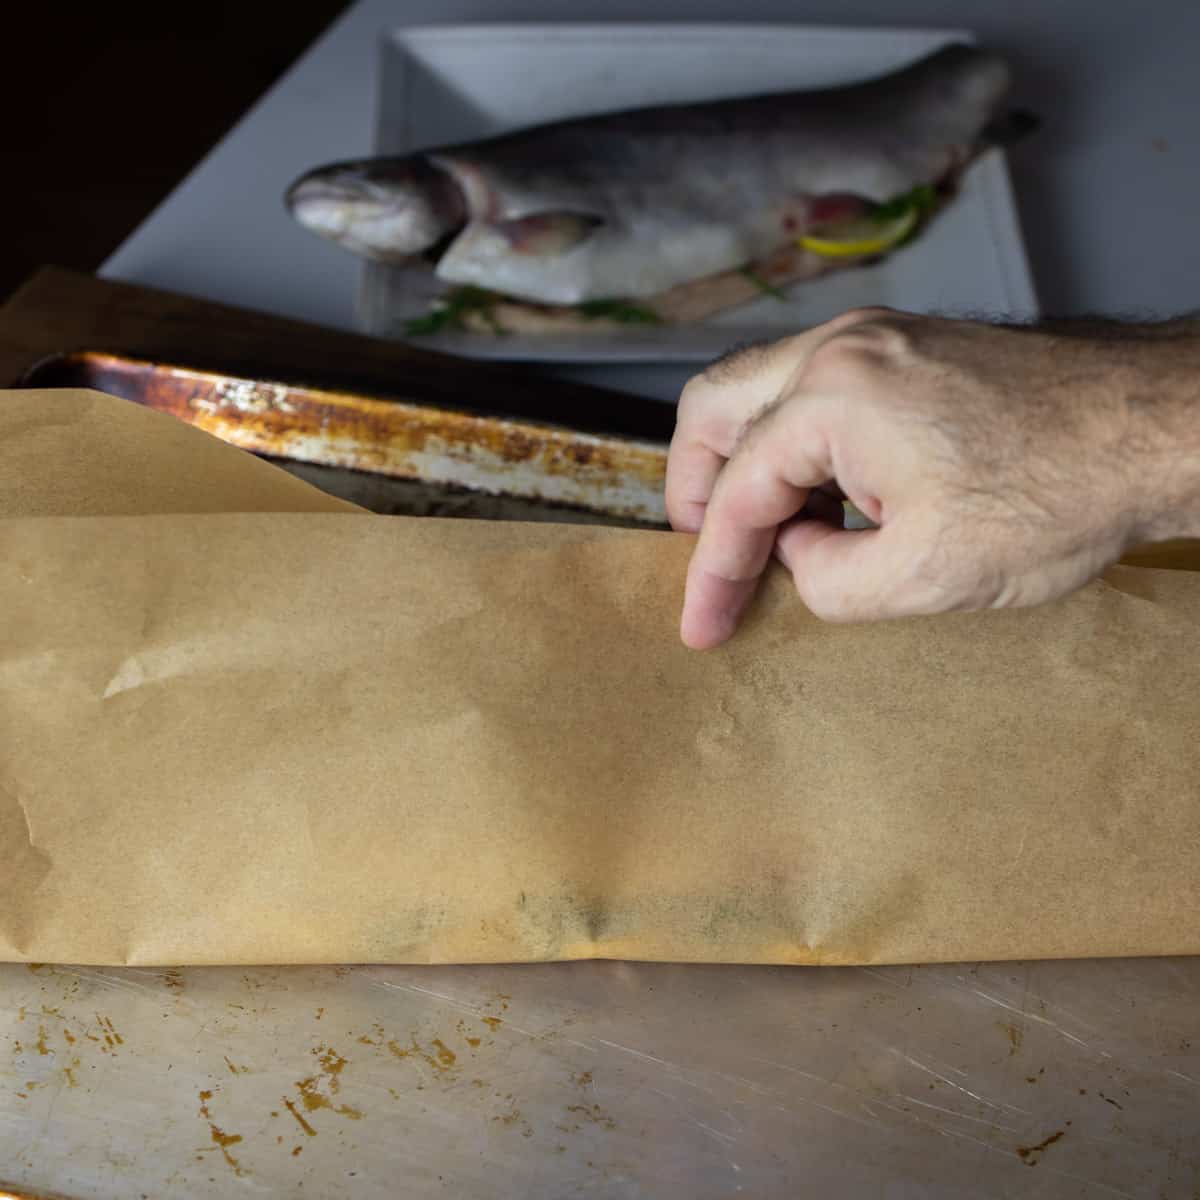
[287,44,1010,304]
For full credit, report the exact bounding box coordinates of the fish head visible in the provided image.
[285,158,465,263]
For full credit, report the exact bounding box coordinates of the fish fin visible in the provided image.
[493,212,604,256]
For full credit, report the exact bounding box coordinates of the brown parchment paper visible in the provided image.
[2,389,1200,967]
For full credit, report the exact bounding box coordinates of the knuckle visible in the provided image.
[838,304,898,327]
[864,317,916,361]
[804,317,917,393]
[701,338,774,386]
[840,318,914,361]
[718,467,774,528]
[674,379,725,449]
[803,335,874,389]
[677,374,710,417]
[818,305,908,348]
[730,394,784,455]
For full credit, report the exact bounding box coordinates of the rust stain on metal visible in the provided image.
[430,1038,457,1068]
[198,1088,248,1177]
[95,1014,124,1048]
[283,1097,317,1137]
[1016,1128,1066,1165]
[565,1102,617,1131]
[30,352,669,523]
[290,1045,363,1124]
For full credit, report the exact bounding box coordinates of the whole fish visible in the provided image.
[287,44,1012,307]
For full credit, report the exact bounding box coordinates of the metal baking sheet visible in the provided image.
[20,351,670,525]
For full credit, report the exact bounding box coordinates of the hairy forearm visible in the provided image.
[1031,318,1200,546]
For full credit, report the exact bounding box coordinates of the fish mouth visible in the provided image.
[285,158,468,263]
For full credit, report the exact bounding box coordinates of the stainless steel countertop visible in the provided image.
[3,957,1199,1197]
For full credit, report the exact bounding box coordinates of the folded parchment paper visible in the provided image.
[2,389,1199,966]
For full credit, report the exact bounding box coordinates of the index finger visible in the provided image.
[665,340,798,533]
[680,396,834,649]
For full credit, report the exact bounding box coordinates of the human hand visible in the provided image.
[667,308,1200,648]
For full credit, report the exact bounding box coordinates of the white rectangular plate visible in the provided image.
[358,23,1038,362]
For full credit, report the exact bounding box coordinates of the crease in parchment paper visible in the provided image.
[103,656,149,700]
[98,630,322,703]
[0,780,53,957]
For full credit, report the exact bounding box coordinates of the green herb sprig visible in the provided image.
[403,286,506,336]
[577,299,662,325]
[872,184,936,224]
[738,266,788,301]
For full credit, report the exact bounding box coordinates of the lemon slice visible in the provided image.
[799,204,920,258]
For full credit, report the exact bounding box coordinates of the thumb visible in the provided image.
[774,518,943,621]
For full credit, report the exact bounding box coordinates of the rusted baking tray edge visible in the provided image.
[21,351,670,524]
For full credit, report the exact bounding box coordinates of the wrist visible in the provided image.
[1119,333,1200,543]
